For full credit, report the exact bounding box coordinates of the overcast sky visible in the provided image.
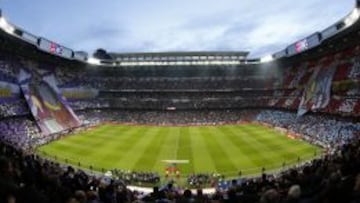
[0,0,355,57]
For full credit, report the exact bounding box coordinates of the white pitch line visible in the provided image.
[162,160,189,164]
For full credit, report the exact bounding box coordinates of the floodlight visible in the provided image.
[260,55,274,63]
[87,57,101,65]
[0,17,15,34]
[344,8,360,27]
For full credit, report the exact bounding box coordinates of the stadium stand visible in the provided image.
[0,2,359,203]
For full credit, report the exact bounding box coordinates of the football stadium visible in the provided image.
[0,0,359,202]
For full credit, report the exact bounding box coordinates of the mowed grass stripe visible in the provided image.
[211,127,254,174]
[176,127,194,175]
[170,127,181,159]
[42,126,144,169]
[116,127,160,170]
[59,125,132,151]
[152,127,175,173]
[243,124,311,149]
[191,127,217,173]
[238,125,300,161]
[239,125,320,161]
[199,127,238,173]
[245,124,314,148]
[220,126,273,166]
[133,127,167,171]
[38,125,118,158]
[223,126,290,174]
[241,125,320,168]
[88,126,139,155]
[95,126,149,165]
[58,125,116,145]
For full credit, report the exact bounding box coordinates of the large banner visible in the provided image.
[297,65,337,116]
[18,68,81,135]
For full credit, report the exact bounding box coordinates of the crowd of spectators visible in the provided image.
[111,169,160,185]
[54,64,279,91]
[53,46,359,116]
[0,100,30,117]
[69,100,111,111]
[187,173,224,188]
[0,116,77,150]
[77,109,257,126]
[1,47,359,119]
[0,117,41,149]
[0,55,19,83]
[0,128,359,203]
[74,98,271,110]
[58,76,278,91]
[256,110,359,148]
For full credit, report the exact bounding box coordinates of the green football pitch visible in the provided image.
[37,123,321,178]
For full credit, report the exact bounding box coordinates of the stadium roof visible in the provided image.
[103,51,252,66]
[110,51,249,61]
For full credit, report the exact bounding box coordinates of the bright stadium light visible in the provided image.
[344,8,360,27]
[260,55,274,63]
[0,17,15,34]
[87,57,101,65]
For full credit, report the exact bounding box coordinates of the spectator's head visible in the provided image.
[74,190,87,203]
[287,185,301,200]
[196,189,203,196]
[5,195,16,203]
[86,190,98,201]
[353,173,360,193]
[183,189,192,198]
[66,197,79,203]
[0,156,13,176]
[260,189,280,203]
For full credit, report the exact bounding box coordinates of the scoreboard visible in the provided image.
[287,32,321,56]
[38,38,73,59]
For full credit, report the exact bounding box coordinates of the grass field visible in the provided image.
[37,123,321,179]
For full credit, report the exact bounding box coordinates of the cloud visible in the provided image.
[2,0,354,57]
[66,24,128,52]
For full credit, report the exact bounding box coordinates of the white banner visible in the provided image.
[297,65,337,116]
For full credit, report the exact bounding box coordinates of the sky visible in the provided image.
[0,0,355,57]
